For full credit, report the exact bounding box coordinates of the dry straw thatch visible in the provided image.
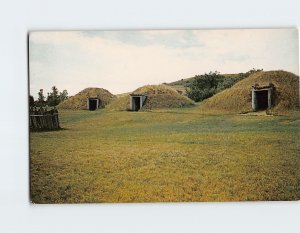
[106,84,194,111]
[199,70,299,114]
[58,87,114,110]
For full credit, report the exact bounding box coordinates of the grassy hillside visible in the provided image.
[30,108,300,203]
[58,87,114,110]
[199,70,299,114]
[107,84,194,111]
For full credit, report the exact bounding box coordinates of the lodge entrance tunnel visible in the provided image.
[88,98,99,111]
[129,94,147,111]
[132,97,141,111]
[255,90,268,110]
[251,84,273,111]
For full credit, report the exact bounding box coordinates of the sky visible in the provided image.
[29,29,299,98]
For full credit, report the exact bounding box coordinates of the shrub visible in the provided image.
[186,71,223,102]
[186,69,263,102]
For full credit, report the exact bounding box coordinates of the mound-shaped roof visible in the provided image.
[58,87,114,110]
[199,70,299,114]
[106,84,194,111]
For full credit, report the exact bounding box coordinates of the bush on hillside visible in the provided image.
[186,71,224,102]
[186,69,263,102]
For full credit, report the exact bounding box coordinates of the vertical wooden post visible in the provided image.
[268,88,272,109]
[54,108,59,129]
[140,96,143,109]
[252,88,257,111]
[129,96,133,110]
[29,108,32,129]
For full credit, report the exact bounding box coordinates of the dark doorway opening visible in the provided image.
[88,99,98,110]
[133,97,141,111]
[256,90,268,110]
[130,94,147,111]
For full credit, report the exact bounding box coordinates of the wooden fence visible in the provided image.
[29,107,60,131]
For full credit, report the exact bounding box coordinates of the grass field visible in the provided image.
[30,108,300,203]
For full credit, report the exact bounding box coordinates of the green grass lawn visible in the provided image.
[30,108,300,203]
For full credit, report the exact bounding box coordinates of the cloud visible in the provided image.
[29,29,299,99]
[80,30,204,48]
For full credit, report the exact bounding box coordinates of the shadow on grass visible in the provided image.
[30,127,70,133]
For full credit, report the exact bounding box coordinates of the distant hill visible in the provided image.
[58,87,114,110]
[165,70,261,96]
[106,84,194,111]
[199,70,299,114]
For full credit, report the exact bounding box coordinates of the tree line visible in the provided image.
[29,86,68,107]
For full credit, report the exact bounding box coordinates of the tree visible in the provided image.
[59,90,68,102]
[37,89,46,106]
[29,95,34,107]
[47,86,60,106]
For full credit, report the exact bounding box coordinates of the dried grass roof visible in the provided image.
[106,84,194,111]
[199,70,299,114]
[58,87,114,110]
